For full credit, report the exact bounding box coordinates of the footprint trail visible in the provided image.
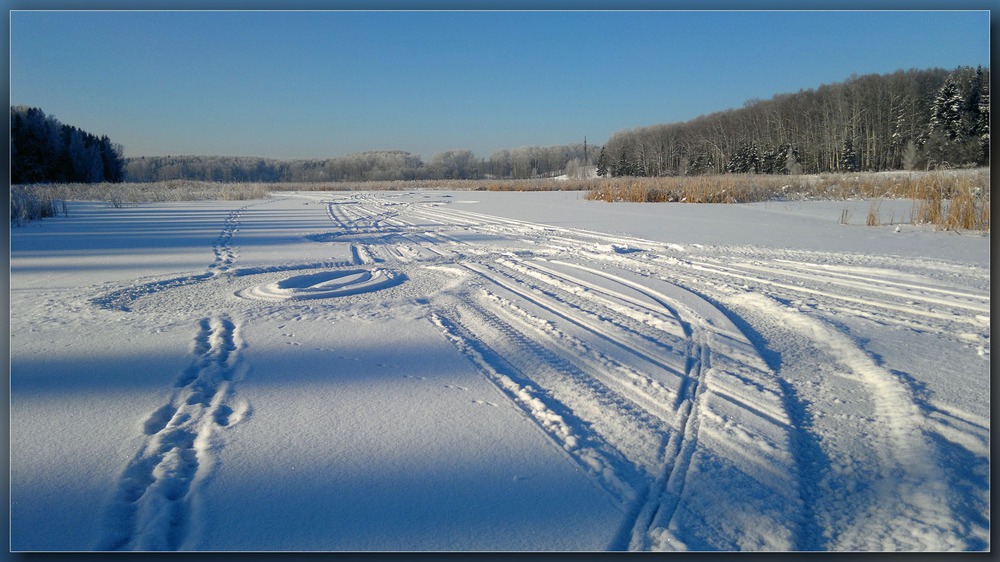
[96,314,249,551]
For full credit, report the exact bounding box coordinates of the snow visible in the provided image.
[9,190,989,551]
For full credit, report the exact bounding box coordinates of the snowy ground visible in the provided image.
[9,190,989,551]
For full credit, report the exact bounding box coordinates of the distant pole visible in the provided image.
[584,136,588,163]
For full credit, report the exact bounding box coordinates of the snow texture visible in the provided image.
[10,191,989,551]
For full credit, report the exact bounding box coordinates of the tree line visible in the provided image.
[123,142,597,183]
[11,66,988,185]
[10,106,125,184]
[597,66,989,178]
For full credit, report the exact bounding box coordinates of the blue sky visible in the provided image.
[9,10,991,160]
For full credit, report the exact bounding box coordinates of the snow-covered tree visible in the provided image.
[10,106,125,184]
[971,66,990,164]
[929,75,965,143]
[926,67,987,167]
[727,142,760,174]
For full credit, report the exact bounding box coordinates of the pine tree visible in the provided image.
[596,146,608,177]
[10,106,126,183]
[727,142,760,174]
[100,136,125,182]
[971,66,990,165]
[783,145,803,175]
[614,147,631,177]
[929,75,965,143]
[926,68,984,167]
[977,87,990,164]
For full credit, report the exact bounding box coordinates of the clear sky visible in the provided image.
[9,9,991,160]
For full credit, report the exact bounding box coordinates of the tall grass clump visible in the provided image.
[908,171,990,233]
[11,180,273,212]
[265,178,603,193]
[910,175,945,226]
[10,185,66,225]
[866,200,882,226]
[585,175,808,203]
[100,180,272,203]
[583,169,988,233]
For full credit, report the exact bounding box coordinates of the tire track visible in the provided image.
[471,265,693,428]
[607,242,983,550]
[636,251,989,333]
[324,193,976,550]
[438,254,801,550]
[727,292,966,550]
[354,193,805,550]
[430,308,644,503]
[468,253,802,550]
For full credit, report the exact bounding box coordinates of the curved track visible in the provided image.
[87,191,989,551]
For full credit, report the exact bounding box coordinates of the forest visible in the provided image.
[9,65,989,185]
[121,143,596,183]
[598,66,989,177]
[10,106,125,184]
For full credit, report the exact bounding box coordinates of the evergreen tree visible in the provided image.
[687,152,714,175]
[727,142,761,174]
[926,68,984,167]
[99,136,125,182]
[971,66,990,165]
[783,145,803,175]
[929,75,966,143]
[614,147,631,177]
[10,106,125,183]
[596,146,608,177]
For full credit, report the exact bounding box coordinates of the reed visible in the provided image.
[13,169,988,233]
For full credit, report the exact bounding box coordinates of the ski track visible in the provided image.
[83,191,988,551]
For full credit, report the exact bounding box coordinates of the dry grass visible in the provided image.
[11,181,271,209]
[13,169,988,233]
[911,173,990,233]
[866,200,882,227]
[266,178,600,192]
[584,169,988,233]
[10,185,66,225]
[584,175,795,203]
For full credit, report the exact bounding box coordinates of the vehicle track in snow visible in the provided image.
[308,193,807,550]
[438,198,984,550]
[85,191,987,551]
[616,241,990,528]
[320,191,985,551]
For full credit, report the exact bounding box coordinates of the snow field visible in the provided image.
[10,190,989,551]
